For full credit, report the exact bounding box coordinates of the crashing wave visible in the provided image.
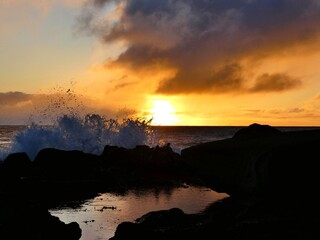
[6,114,154,160]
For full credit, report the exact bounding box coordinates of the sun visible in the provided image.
[150,100,178,126]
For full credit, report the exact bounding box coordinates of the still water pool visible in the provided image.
[50,185,229,240]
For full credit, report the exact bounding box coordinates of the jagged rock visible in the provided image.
[99,144,183,186]
[33,148,100,179]
[232,123,281,139]
[3,152,32,177]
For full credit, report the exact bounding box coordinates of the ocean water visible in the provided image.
[0,125,26,155]
[0,115,243,161]
[1,117,320,160]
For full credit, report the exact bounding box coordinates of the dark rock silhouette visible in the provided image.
[110,221,156,240]
[3,152,32,177]
[0,195,81,240]
[232,123,281,139]
[33,148,100,179]
[181,123,320,202]
[110,208,202,240]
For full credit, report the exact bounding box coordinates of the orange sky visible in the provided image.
[1,0,320,126]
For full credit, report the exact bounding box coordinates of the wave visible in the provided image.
[4,114,154,160]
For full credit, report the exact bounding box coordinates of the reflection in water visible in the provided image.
[50,186,229,240]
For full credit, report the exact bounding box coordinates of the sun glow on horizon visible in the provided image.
[150,99,178,126]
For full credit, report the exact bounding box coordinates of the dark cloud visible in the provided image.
[0,92,32,106]
[79,0,320,94]
[157,62,244,94]
[250,73,301,92]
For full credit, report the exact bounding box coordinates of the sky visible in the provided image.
[1,0,320,126]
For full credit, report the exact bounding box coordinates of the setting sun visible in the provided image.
[150,100,178,126]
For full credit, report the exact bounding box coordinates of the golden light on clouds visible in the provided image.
[2,0,320,126]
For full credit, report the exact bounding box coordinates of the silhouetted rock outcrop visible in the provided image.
[181,123,320,207]
[0,144,190,206]
[33,148,100,179]
[0,195,81,240]
[110,207,202,240]
[3,152,32,177]
[232,123,281,139]
[97,143,189,190]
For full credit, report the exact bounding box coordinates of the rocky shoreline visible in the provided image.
[1,123,320,239]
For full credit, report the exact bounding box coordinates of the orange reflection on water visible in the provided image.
[50,185,229,240]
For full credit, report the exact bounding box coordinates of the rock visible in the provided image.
[65,222,82,240]
[181,123,320,206]
[257,139,320,207]
[110,222,155,240]
[3,152,32,177]
[136,208,186,227]
[33,148,100,179]
[99,144,183,186]
[232,123,281,139]
[0,195,82,240]
[110,208,200,240]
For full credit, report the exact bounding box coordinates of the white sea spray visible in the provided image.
[6,114,153,160]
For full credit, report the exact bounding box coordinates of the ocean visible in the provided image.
[1,120,320,161]
[0,115,244,160]
[1,121,320,240]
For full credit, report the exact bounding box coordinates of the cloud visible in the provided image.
[288,107,305,113]
[1,0,83,9]
[250,73,302,92]
[78,0,320,94]
[0,91,130,125]
[114,81,136,90]
[0,92,36,124]
[231,107,319,125]
[0,92,33,106]
[157,62,245,94]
